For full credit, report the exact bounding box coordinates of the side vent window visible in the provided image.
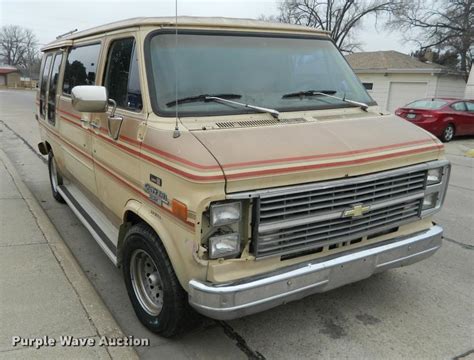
[62,43,101,95]
[39,54,53,118]
[47,53,63,124]
[104,38,142,111]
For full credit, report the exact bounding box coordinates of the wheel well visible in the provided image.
[117,210,147,267]
[124,210,144,225]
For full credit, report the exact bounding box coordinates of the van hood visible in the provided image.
[190,113,443,193]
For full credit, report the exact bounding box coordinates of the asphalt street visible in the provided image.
[1,89,473,360]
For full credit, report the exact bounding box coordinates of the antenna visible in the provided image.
[172,0,181,138]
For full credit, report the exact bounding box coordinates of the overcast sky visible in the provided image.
[0,0,413,53]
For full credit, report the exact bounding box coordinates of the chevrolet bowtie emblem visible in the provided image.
[343,204,371,218]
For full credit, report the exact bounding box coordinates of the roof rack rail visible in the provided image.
[56,29,78,39]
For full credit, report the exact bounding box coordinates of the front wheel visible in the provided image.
[122,223,197,337]
[441,124,455,142]
[48,151,65,203]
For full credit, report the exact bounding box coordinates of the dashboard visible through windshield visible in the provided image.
[145,31,375,117]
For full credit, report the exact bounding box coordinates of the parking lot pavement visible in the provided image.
[0,149,138,359]
[1,89,473,359]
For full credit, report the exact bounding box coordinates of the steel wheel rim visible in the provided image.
[445,126,454,141]
[50,158,58,192]
[130,249,164,316]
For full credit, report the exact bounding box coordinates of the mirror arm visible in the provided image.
[108,98,117,117]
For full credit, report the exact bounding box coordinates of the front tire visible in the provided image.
[441,124,455,142]
[48,151,65,203]
[122,223,197,337]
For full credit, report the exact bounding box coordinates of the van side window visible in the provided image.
[63,43,101,95]
[47,53,63,124]
[104,38,142,111]
[39,54,53,118]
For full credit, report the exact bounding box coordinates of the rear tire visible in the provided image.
[48,151,65,203]
[441,124,455,142]
[122,223,198,337]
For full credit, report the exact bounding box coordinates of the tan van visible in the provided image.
[36,17,450,336]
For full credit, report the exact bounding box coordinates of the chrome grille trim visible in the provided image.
[227,160,449,259]
[258,192,425,233]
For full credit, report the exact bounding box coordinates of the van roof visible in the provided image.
[42,16,330,51]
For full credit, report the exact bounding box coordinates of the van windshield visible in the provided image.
[146,32,374,117]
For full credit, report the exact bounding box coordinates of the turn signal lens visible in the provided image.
[172,199,188,221]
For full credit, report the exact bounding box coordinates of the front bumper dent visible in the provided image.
[188,225,443,320]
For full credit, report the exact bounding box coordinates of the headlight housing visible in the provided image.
[427,168,443,185]
[421,162,450,217]
[205,201,244,259]
[210,202,241,226]
[208,233,240,259]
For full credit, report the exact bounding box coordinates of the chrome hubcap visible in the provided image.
[50,159,58,192]
[445,126,454,140]
[130,249,164,316]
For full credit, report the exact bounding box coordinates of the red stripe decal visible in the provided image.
[226,145,442,179]
[52,112,440,181]
[38,122,195,229]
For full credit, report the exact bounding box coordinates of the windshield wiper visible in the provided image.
[166,94,241,107]
[282,90,369,111]
[167,94,280,119]
[282,90,337,98]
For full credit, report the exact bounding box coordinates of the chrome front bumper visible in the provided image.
[188,225,443,320]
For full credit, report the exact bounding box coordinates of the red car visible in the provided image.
[395,98,474,142]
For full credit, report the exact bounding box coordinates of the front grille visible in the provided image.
[253,168,427,258]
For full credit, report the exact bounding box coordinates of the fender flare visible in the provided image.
[119,199,199,288]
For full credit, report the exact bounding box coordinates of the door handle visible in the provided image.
[90,122,100,129]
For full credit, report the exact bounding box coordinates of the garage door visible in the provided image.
[387,82,428,112]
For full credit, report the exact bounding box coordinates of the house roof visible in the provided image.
[0,66,19,75]
[43,16,329,51]
[345,50,459,75]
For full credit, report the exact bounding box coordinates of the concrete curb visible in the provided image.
[0,149,139,360]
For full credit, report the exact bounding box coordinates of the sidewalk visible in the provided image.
[0,150,138,359]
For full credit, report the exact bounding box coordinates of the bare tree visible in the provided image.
[390,0,473,76]
[261,0,399,53]
[0,25,40,77]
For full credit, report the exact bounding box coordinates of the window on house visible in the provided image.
[103,37,142,111]
[47,53,63,124]
[62,43,101,95]
[362,82,373,90]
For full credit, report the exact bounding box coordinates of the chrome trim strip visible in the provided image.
[227,160,449,200]
[58,185,118,266]
[188,225,443,320]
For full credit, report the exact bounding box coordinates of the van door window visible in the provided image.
[39,54,53,118]
[47,53,63,124]
[104,38,142,111]
[62,43,101,95]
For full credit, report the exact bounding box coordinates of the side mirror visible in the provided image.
[71,85,108,113]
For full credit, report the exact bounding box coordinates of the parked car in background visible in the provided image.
[395,98,474,142]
